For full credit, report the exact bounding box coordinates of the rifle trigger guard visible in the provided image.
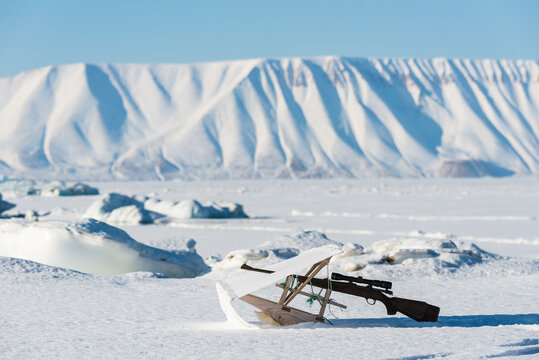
[366,298,376,305]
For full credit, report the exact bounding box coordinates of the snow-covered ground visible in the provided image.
[0,178,538,359]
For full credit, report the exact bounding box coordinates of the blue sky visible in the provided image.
[0,0,537,78]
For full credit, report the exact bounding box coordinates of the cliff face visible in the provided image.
[0,57,538,180]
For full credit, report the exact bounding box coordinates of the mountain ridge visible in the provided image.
[0,56,538,180]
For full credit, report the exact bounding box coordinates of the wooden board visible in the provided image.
[240,294,322,326]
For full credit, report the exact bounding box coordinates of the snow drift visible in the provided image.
[216,229,499,274]
[0,57,537,180]
[0,219,209,277]
[82,193,248,225]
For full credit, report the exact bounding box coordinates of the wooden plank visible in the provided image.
[278,276,292,305]
[240,294,321,326]
[279,260,325,306]
[318,288,332,318]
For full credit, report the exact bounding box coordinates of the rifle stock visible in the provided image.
[385,297,440,322]
[297,276,439,322]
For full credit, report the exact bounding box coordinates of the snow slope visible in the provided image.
[0,57,538,179]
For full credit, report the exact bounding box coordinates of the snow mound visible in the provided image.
[218,229,342,270]
[0,179,98,197]
[331,237,498,272]
[0,219,209,278]
[0,193,16,215]
[83,193,248,225]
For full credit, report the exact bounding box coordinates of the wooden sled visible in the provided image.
[239,257,440,326]
[239,257,337,326]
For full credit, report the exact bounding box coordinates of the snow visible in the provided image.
[82,192,248,225]
[0,57,538,180]
[0,218,208,278]
[0,178,538,359]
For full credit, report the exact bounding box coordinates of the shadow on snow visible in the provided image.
[330,313,539,328]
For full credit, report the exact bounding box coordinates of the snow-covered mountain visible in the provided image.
[0,57,538,180]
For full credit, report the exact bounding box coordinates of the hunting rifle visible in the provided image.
[241,263,440,323]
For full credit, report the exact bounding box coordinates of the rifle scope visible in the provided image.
[331,272,392,290]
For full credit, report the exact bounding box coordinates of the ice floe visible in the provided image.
[40,182,99,196]
[144,198,247,220]
[82,193,164,225]
[82,193,248,225]
[0,193,16,215]
[0,219,209,278]
[0,179,98,197]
